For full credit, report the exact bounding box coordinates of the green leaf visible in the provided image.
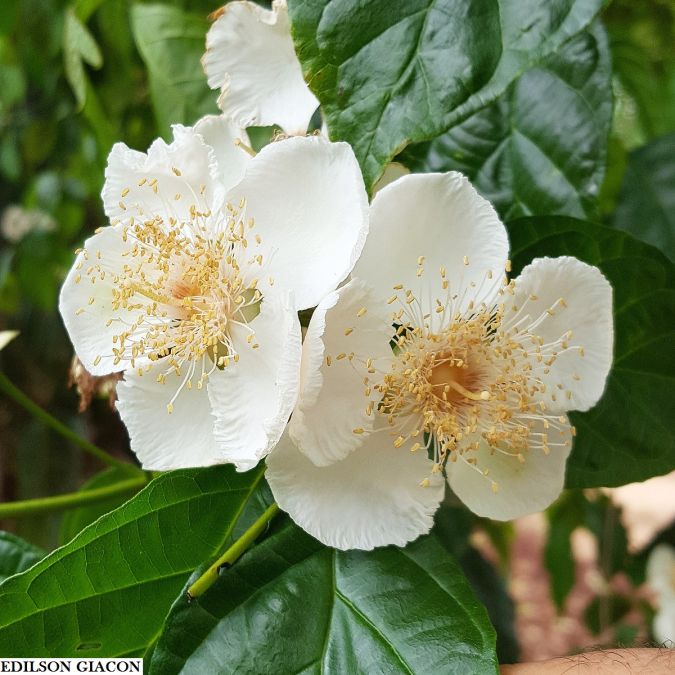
[288,0,606,188]
[63,8,103,109]
[0,465,266,657]
[130,3,218,135]
[605,1,675,140]
[508,216,675,488]
[611,133,675,262]
[544,492,585,610]
[0,533,45,583]
[59,468,139,545]
[150,519,498,674]
[433,503,519,663]
[403,24,612,220]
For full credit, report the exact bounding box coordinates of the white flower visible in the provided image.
[59,115,368,471]
[267,172,613,550]
[202,0,318,135]
[647,544,675,645]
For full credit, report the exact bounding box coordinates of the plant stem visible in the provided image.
[0,372,136,474]
[0,476,147,519]
[187,502,280,600]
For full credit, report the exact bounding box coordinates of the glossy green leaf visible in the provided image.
[611,133,675,262]
[150,519,498,674]
[403,25,611,220]
[63,8,102,109]
[0,465,266,657]
[288,0,605,188]
[59,468,139,545]
[433,503,519,663]
[0,533,45,583]
[130,3,218,135]
[508,216,675,488]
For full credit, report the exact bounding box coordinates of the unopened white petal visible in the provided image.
[266,428,445,551]
[354,172,509,316]
[194,115,252,192]
[448,416,573,520]
[208,292,301,471]
[102,125,222,224]
[227,136,369,310]
[289,279,393,466]
[505,256,613,412]
[203,0,318,135]
[59,225,149,375]
[116,364,222,470]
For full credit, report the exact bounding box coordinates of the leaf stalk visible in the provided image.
[0,476,147,519]
[0,372,137,474]
[187,502,280,599]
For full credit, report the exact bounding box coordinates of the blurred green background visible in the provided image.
[0,0,673,659]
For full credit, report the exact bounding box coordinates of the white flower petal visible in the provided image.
[116,364,222,470]
[647,545,675,599]
[654,607,675,645]
[208,292,301,471]
[353,172,509,316]
[0,331,18,351]
[203,0,318,135]
[228,135,369,310]
[648,545,675,643]
[289,279,393,466]
[266,427,445,550]
[504,256,613,412]
[102,125,222,224]
[59,225,149,375]
[194,115,252,192]
[447,416,573,520]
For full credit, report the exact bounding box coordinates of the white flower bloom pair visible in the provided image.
[59,117,368,471]
[59,0,614,552]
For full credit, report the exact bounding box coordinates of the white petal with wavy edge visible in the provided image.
[208,292,301,471]
[504,256,613,413]
[447,416,573,520]
[353,173,509,320]
[227,135,369,310]
[203,0,318,135]
[289,279,394,466]
[266,427,445,550]
[59,225,152,375]
[102,125,223,224]
[116,364,222,470]
[193,115,252,193]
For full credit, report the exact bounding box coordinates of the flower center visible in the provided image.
[344,259,577,491]
[428,352,487,405]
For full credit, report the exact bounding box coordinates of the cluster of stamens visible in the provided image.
[72,172,268,411]
[335,257,580,493]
